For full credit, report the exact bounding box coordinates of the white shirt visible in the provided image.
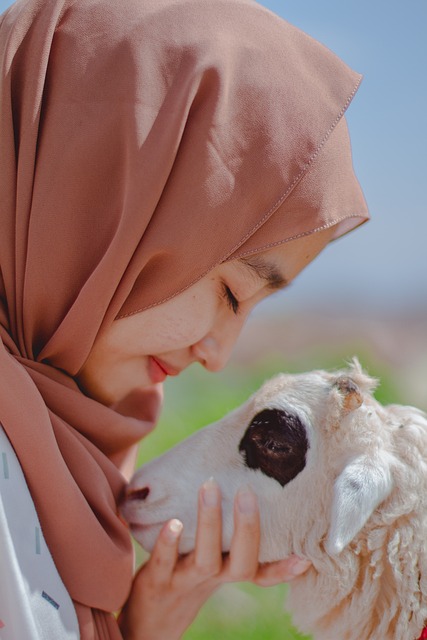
[0,424,80,639]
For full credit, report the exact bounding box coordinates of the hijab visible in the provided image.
[0,0,369,637]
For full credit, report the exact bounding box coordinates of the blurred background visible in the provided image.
[1,0,425,637]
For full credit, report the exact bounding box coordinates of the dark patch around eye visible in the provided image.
[238,408,309,487]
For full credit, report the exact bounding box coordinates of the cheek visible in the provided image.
[144,294,218,351]
[84,279,220,368]
[153,313,210,348]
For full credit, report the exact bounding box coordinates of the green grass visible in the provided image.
[183,583,309,640]
[135,351,400,639]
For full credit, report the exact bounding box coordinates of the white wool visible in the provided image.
[123,360,427,640]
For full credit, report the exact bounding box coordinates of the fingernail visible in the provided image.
[288,556,311,576]
[165,519,183,544]
[237,486,257,515]
[202,477,220,508]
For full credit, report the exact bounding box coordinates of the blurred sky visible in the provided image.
[1,0,426,312]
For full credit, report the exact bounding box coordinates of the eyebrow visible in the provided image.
[238,256,288,291]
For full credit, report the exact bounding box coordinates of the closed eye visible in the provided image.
[222,283,240,314]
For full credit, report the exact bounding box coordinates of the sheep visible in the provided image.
[121,360,427,640]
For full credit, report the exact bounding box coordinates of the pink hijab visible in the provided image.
[0,0,368,637]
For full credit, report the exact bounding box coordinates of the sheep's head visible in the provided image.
[121,360,396,562]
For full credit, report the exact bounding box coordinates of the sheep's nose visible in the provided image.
[126,486,150,502]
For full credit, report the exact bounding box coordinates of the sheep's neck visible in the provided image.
[291,534,424,640]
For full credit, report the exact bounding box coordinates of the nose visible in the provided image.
[125,486,150,502]
[192,322,244,372]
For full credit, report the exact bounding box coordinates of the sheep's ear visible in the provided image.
[333,376,363,413]
[325,455,393,555]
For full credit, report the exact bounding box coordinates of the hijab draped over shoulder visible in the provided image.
[0,0,368,637]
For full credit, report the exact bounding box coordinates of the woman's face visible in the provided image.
[77,228,334,405]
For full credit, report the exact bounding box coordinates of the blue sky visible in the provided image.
[1,0,426,311]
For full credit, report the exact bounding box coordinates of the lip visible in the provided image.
[149,356,180,383]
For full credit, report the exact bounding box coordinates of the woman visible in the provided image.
[0,0,369,638]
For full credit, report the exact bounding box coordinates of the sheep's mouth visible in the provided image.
[129,521,164,532]
[129,521,164,548]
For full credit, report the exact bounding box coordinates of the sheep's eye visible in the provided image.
[238,408,309,487]
[262,438,291,453]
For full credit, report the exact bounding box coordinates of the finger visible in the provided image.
[227,486,260,581]
[144,518,183,588]
[253,557,312,587]
[193,478,223,577]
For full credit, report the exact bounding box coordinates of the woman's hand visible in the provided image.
[118,480,311,640]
